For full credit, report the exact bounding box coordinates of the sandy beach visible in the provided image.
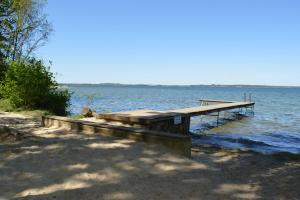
[0,112,300,200]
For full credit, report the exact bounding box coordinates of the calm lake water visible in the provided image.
[66,84,300,154]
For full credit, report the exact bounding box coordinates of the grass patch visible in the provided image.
[16,110,52,117]
[68,114,85,119]
[0,99,14,112]
[0,99,52,116]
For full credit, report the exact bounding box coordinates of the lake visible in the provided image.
[65,84,300,154]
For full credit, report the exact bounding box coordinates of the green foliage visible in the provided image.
[0,99,14,111]
[17,109,52,116]
[0,58,7,82]
[0,1,69,116]
[45,89,71,116]
[0,98,51,115]
[0,0,52,61]
[0,59,71,115]
[0,0,70,115]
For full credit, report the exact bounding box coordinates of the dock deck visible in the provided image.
[98,100,255,134]
[171,101,255,116]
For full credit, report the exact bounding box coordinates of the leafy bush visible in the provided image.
[0,59,71,115]
[0,99,14,112]
[45,89,71,115]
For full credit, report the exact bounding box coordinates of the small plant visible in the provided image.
[82,93,96,108]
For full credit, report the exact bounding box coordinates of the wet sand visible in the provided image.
[0,112,299,200]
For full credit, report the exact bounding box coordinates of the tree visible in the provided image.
[0,0,12,81]
[0,53,7,82]
[0,0,71,115]
[0,0,52,61]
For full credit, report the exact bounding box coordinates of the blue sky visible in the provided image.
[38,0,300,86]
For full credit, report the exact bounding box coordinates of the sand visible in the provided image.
[0,111,300,200]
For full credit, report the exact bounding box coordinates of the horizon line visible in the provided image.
[59,82,300,88]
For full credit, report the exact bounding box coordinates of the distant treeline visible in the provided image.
[61,83,300,89]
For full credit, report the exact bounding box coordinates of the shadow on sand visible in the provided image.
[0,113,300,200]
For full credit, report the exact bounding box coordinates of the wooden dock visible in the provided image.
[171,101,255,116]
[41,99,254,157]
[98,100,255,135]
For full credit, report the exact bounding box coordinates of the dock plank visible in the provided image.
[199,99,237,104]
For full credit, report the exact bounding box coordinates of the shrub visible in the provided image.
[0,99,14,112]
[45,89,71,115]
[0,58,71,115]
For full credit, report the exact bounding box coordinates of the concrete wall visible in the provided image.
[143,115,190,135]
[101,115,190,135]
[42,116,191,157]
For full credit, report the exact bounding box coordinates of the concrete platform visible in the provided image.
[97,109,180,125]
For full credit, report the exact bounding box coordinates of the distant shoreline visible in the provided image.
[60,83,300,88]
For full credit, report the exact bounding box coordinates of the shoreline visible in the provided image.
[192,144,300,162]
[1,111,300,199]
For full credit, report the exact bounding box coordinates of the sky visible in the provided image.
[38,0,300,86]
